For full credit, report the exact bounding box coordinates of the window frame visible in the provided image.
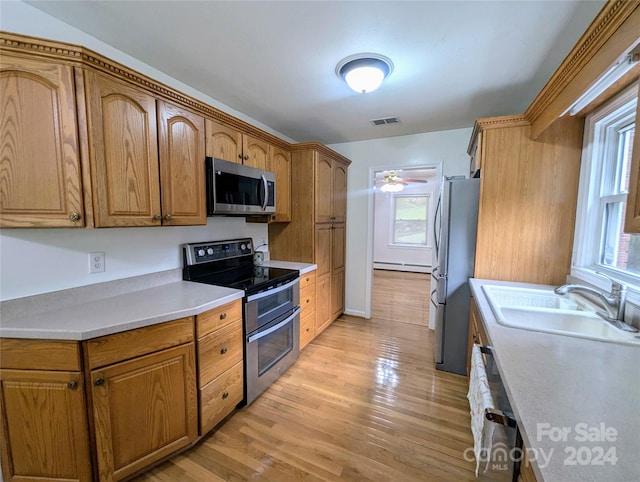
[388,192,431,248]
[571,82,639,300]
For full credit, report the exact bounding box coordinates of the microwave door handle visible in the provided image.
[261,174,268,211]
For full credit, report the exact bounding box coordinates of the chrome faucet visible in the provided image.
[554,274,638,333]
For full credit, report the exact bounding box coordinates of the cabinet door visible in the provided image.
[332,162,348,224]
[315,224,333,279]
[85,71,160,227]
[0,55,84,227]
[0,370,91,482]
[157,100,206,226]
[332,224,345,272]
[315,155,334,223]
[243,135,268,170]
[331,269,345,320]
[316,275,332,334]
[205,119,242,164]
[91,343,197,482]
[268,145,291,222]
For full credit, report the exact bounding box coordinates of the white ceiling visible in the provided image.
[25,0,605,145]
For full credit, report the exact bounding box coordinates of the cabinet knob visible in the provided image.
[222,391,229,399]
[95,378,105,386]
[153,214,162,221]
[67,381,78,390]
[220,313,227,320]
[220,347,228,355]
[238,154,243,160]
[68,212,81,222]
[244,155,249,161]
[164,213,173,221]
[306,298,310,304]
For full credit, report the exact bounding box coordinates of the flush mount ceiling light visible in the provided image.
[336,53,393,94]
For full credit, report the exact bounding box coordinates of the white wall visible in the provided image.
[329,128,473,317]
[373,179,436,271]
[0,1,292,301]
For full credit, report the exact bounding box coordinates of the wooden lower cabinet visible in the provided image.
[195,300,244,435]
[299,270,317,349]
[90,343,197,481]
[0,339,91,482]
[0,369,92,482]
[467,297,488,375]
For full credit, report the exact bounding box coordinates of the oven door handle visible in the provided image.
[246,277,299,302]
[248,307,301,343]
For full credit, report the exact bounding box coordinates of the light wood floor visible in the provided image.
[133,270,476,481]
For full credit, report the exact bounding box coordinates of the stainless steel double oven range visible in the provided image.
[183,238,300,405]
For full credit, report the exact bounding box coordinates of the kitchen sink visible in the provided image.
[482,285,640,345]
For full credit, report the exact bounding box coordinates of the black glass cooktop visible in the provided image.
[189,265,299,296]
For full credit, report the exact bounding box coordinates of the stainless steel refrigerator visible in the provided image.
[431,177,480,375]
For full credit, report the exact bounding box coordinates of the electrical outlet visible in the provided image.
[89,252,105,274]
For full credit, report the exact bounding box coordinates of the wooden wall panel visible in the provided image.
[474,117,584,285]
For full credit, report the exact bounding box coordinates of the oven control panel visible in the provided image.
[183,239,253,265]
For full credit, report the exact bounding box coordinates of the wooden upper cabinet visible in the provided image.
[205,119,242,164]
[0,54,84,228]
[243,135,269,170]
[624,85,640,233]
[157,100,206,226]
[332,162,348,224]
[315,154,348,224]
[315,155,334,223]
[268,145,291,222]
[85,70,161,227]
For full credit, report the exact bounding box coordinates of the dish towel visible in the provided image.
[467,344,496,476]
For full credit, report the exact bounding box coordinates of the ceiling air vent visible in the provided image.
[370,116,400,126]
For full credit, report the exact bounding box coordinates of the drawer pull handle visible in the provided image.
[220,313,227,320]
[306,298,310,303]
[67,381,77,390]
[306,277,310,282]
[69,212,81,222]
[95,378,105,386]
[222,391,229,399]
[220,347,228,355]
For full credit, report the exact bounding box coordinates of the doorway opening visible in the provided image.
[364,164,441,321]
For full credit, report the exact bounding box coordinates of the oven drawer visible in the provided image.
[197,320,243,387]
[300,270,316,289]
[300,310,316,349]
[199,360,243,435]
[196,299,242,338]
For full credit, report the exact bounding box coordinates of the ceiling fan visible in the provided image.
[377,171,428,192]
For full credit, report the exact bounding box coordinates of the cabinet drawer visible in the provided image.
[197,321,243,387]
[86,317,194,369]
[199,361,243,435]
[300,283,316,316]
[300,311,316,349]
[0,339,81,371]
[299,270,316,289]
[196,300,242,338]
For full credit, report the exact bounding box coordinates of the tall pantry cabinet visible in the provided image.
[268,143,350,336]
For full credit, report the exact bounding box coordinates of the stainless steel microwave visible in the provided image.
[206,157,276,216]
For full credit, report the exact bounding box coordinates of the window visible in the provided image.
[390,194,430,246]
[572,83,639,292]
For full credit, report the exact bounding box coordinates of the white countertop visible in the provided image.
[260,260,317,275]
[470,278,640,482]
[0,261,317,341]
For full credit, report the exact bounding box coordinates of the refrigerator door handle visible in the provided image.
[433,194,442,255]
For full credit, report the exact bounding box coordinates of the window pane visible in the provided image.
[600,201,640,275]
[617,125,634,193]
[392,195,428,245]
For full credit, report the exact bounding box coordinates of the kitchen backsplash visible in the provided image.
[0,217,267,301]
